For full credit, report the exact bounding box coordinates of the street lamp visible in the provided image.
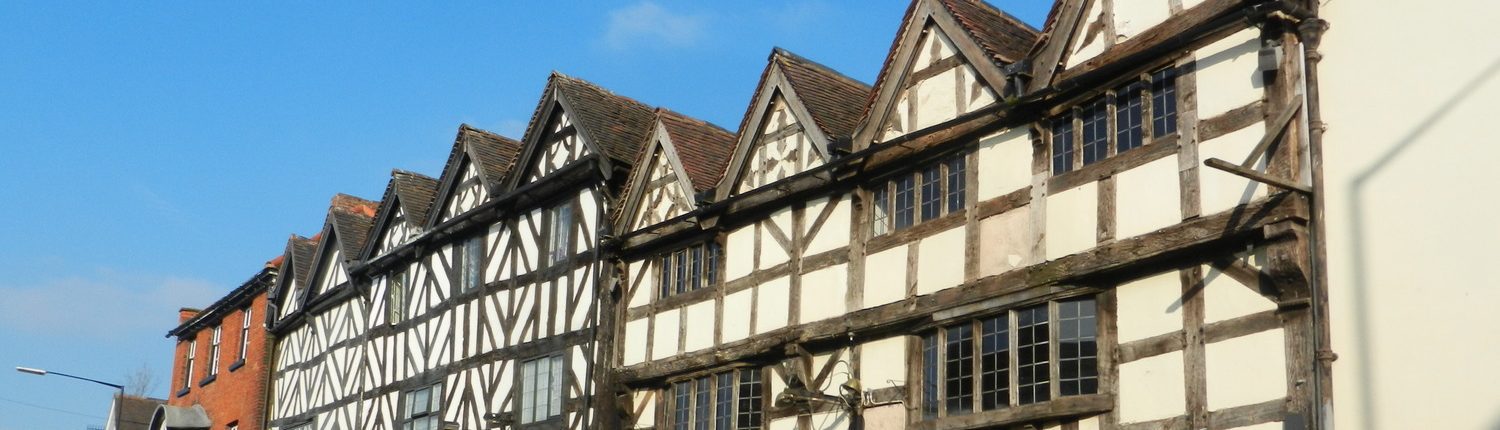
[16,366,126,428]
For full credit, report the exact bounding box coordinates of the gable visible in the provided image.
[878,22,998,142]
[437,159,488,223]
[736,93,827,193]
[373,206,414,257]
[307,233,348,299]
[630,145,694,231]
[524,106,594,183]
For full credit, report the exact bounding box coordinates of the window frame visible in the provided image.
[1048,67,1180,175]
[457,235,484,294]
[182,339,195,391]
[401,383,443,430]
[237,307,252,362]
[918,296,1100,420]
[388,269,409,324]
[518,354,565,425]
[548,203,574,267]
[666,367,764,430]
[658,240,723,300]
[207,325,222,377]
[869,151,969,236]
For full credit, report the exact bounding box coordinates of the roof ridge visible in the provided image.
[772,48,873,91]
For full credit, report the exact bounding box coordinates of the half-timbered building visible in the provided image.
[612,0,1325,428]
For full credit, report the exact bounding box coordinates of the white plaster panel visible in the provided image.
[863,246,908,308]
[978,206,1033,277]
[769,418,798,430]
[632,391,656,428]
[1194,29,1264,119]
[1045,181,1099,260]
[722,289,752,344]
[726,226,754,281]
[651,309,680,361]
[1115,156,1182,239]
[913,68,960,132]
[808,412,851,430]
[623,318,649,366]
[862,404,906,430]
[628,261,652,309]
[683,301,715,353]
[1112,0,1172,40]
[1225,424,1281,430]
[1198,126,1267,216]
[1077,415,1101,430]
[1203,263,1275,324]
[860,336,907,389]
[804,196,851,256]
[800,264,847,324]
[756,276,791,334]
[1066,0,1107,67]
[917,227,967,295]
[977,127,1032,201]
[1206,328,1286,410]
[762,209,794,268]
[1118,351,1186,423]
[1117,272,1185,343]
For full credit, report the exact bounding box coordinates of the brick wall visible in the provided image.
[167,293,272,430]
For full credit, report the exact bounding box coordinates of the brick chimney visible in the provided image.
[178,307,201,324]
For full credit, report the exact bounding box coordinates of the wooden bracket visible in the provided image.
[1203,94,1311,194]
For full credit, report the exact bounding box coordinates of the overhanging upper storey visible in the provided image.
[854,0,1038,149]
[428,124,521,227]
[617,109,735,233]
[715,48,870,201]
[361,169,439,261]
[508,72,656,192]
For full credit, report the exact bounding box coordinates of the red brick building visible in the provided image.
[161,257,278,430]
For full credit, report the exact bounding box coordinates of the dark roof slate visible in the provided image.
[390,169,439,226]
[657,109,736,192]
[459,124,522,188]
[327,194,377,263]
[772,49,872,141]
[114,395,164,430]
[289,235,318,287]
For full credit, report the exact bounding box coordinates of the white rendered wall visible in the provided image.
[1320,1,1500,428]
[976,128,1032,201]
[916,227,966,295]
[1045,182,1097,260]
[977,206,1033,277]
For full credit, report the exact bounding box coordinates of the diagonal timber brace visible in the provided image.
[1204,94,1311,194]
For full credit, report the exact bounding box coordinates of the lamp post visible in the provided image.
[16,366,126,428]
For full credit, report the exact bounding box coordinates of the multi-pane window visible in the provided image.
[920,297,1099,419]
[1050,67,1180,174]
[459,236,483,292]
[549,204,574,266]
[520,355,564,424]
[402,384,441,430]
[237,308,251,362]
[208,325,221,377]
[870,152,968,235]
[669,368,763,430]
[182,340,195,390]
[388,270,408,324]
[660,241,721,299]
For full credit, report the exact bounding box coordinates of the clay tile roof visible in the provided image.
[457,124,522,188]
[939,0,1040,66]
[328,194,378,262]
[536,72,657,165]
[771,48,873,141]
[656,109,736,192]
[288,235,319,287]
[390,169,440,225]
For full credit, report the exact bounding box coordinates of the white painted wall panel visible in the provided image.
[633,391,656,428]
[629,261,653,309]
[1112,0,1171,41]
[977,128,1032,201]
[756,277,790,334]
[1205,328,1285,411]
[1045,182,1098,260]
[1065,0,1107,67]
[1202,264,1275,324]
[1198,126,1266,215]
[763,209,794,268]
[722,289,752,344]
[1118,351,1186,423]
[623,318,649,366]
[651,309,680,361]
[683,301,715,353]
[1116,272,1183,343]
[916,227,966,295]
[862,404,906,430]
[1115,156,1182,239]
[978,206,1033,277]
[860,336,906,390]
[807,412,851,430]
[726,226,754,281]
[863,246,908,308]
[803,197,851,256]
[1193,29,1263,120]
[800,264,847,324]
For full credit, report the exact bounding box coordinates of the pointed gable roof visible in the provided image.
[656,109,736,192]
[287,234,319,288]
[428,124,523,226]
[856,0,1039,144]
[361,169,439,259]
[717,49,871,199]
[511,72,657,187]
[771,49,873,143]
[325,193,378,264]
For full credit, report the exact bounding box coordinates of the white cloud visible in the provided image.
[0,269,222,341]
[600,1,708,51]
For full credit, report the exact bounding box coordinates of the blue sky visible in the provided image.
[0,2,1049,428]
